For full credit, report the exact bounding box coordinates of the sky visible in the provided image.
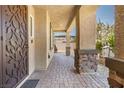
[54,27,76,37]
[96,5,115,25]
[55,5,115,36]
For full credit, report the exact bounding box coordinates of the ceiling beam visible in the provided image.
[66,5,81,32]
[53,30,66,32]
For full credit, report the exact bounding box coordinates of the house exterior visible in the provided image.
[0,5,124,88]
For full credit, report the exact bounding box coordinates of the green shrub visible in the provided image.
[96,40,103,52]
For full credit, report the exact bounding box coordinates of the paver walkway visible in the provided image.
[29,53,109,88]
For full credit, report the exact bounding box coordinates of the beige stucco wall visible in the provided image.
[79,6,97,50]
[66,31,70,47]
[35,8,54,70]
[28,6,35,74]
[46,11,54,68]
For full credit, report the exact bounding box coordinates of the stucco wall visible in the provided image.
[79,6,97,50]
[46,11,54,68]
[28,6,35,74]
[35,8,47,70]
[35,8,54,70]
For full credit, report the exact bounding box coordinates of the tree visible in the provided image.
[96,19,115,56]
[96,40,102,52]
[107,32,115,52]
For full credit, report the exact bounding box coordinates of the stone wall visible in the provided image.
[115,6,124,59]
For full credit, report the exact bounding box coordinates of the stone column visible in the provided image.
[74,6,98,73]
[115,6,124,59]
[66,31,70,56]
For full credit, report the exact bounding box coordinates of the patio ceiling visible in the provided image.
[33,5,99,32]
[34,5,77,32]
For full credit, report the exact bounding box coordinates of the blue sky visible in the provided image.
[54,27,76,36]
[70,26,76,36]
[55,5,115,36]
[96,5,115,25]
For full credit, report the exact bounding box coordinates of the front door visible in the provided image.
[0,5,28,88]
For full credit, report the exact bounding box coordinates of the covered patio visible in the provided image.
[0,5,124,88]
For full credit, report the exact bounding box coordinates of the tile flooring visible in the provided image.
[29,53,109,88]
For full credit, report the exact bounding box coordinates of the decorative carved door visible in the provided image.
[0,5,28,88]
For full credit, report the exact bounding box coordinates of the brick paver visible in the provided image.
[29,53,109,88]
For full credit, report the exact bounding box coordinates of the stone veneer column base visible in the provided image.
[74,49,98,74]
